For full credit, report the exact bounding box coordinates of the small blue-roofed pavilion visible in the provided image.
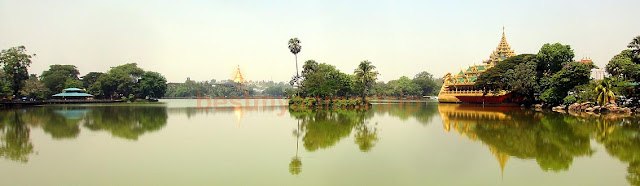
[52,88,93,99]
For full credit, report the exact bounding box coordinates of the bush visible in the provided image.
[563,95,577,105]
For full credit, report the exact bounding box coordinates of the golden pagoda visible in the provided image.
[483,27,516,66]
[438,27,516,103]
[233,65,245,84]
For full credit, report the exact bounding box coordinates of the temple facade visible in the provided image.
[438,28,516,103]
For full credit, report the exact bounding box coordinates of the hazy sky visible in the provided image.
[1,0,639,83]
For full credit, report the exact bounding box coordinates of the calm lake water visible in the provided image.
[1,99,639,185]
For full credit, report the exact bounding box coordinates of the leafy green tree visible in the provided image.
[389,76,420,96]
[506,61,538,102]
[574,81,598,103]
[20,75,49,99]
[606,50,638,80]
[81,72,103,88]
[264,86,285,96]
[412,71,438,96]
[476,54,537,97]
[139,71,167,98]
[0,46,34,97]
[92,63,144,99]
[0,70,10,97]
[541,62,592,104]
[64,78,83,89]
[40,64,81,94]
[629,35,640,64]
[354,60,379,101]
[595,78,616,105]
[537,43,575,76]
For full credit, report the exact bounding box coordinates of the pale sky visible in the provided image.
[1,0,638,83]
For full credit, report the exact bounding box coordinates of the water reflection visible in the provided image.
[439,104,640,185]
[0,111,34,163]
[83,106,167,140]
[0,106,168,163]
[1,101,639,185]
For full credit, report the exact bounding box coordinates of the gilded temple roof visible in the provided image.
[483,27,515,65]
[442,28,516,86]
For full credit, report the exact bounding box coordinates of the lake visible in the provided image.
[0,99,639,185]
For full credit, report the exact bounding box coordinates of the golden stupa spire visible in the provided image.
[484,27,516,65]
[233,65,245,83]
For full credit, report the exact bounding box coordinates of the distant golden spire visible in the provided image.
[233,65,245,83]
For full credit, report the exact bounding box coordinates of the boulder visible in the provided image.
[580,102,593,111]
[568,103,581,112]
[585,107,595,113]
[552,105,566,111]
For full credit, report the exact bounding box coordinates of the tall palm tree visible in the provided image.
[595,78,616,106]
[354,60,379,102]
[628,35,640,63]
[288,38,302,78]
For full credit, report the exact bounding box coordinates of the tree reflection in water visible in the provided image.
[290,120,302,175]
[0,105,168,163]
[0,110,34,163]
[83,106,168,140]
[439,104,640,185]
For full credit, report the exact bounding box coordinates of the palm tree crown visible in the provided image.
[354,60,379,100]
[595,78,616,106]
[288,38,301,55]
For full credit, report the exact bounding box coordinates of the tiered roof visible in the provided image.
[483,27,515,65]
[443,28,516,86]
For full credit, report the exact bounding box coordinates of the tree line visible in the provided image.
[288,38,440,100]
[0,46,167,100]
[164,80,256,98]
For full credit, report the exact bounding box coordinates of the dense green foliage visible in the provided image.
[86,63,167,99]
[262,82,293,97]
[294,59,438,99]
[40,64,81,94]
[605,35,640,106]
[139,71,168,98]
[370,72,442,97]
[595,78,616,106]
[164,80,252,98]
[354,60,380,100]
[298,60,355,97]
[475,43,593,105]
[0,46,33,97]
[0,45,168,100]
[19,75,49,99]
